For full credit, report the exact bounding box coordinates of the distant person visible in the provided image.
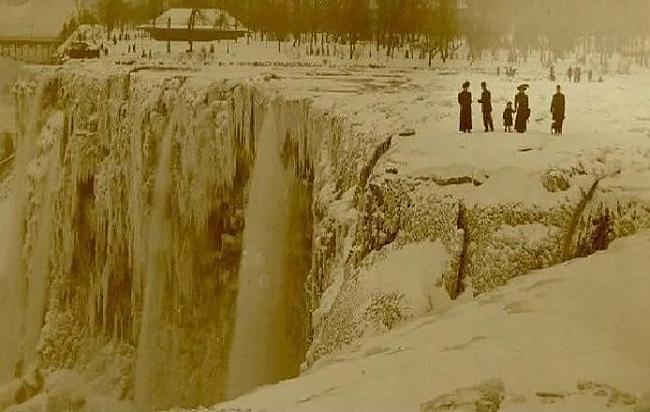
[478,81,494,132]
[497,66,501,76]
[458,81,473,133]
[588,69,593,82]
[503,102,515,133]
[575,67,581,83]
[567,66,573,82]
[514,84,530,133]
[551,85,566,135]
[549,65,556,81]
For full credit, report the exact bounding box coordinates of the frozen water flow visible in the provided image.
[226,105,297,400]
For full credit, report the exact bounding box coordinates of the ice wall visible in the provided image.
[0,67,311,410]
[0,76,62,384]
[0,64,366,411]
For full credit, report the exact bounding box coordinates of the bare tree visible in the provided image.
[424,0,460,65]
[98,0,124,34]
[187,7,205,52]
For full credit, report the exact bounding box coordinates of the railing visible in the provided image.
[0,36,61,45]
[0,36,62,64]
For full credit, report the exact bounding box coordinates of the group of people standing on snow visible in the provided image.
[458,81,566,135]
[567,66,594,83]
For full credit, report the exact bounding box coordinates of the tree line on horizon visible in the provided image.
[61,0,650,66]
[464,0,650,65]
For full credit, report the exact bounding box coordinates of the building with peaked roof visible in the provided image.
[140,8,247,42]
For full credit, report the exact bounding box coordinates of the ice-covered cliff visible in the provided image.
[0,63,394,411]
[0,63,649,412]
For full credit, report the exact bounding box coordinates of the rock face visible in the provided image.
[0,64,649,411]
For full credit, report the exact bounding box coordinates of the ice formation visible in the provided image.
[226,105,302,400]
[0,63,649,412]
[0,67,325,410]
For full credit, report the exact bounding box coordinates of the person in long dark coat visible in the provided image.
[551,85,566,135]
[458,81,472,133]
[514,85,530,133]
[478,81,494,132]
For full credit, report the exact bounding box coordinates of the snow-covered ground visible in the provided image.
[68,24,633,77]
[203,230,650,412]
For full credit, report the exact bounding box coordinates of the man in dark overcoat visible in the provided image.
[458,81,473,133]
[551,85,566,135]
[478,81,494,132]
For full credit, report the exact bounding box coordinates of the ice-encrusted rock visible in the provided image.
[541,168,571,192]
[419,378,505,412]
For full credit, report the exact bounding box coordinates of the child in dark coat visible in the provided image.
[503,102,515,132]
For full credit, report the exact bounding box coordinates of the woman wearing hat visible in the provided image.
[458,81,473,133]
[514,84,530,133]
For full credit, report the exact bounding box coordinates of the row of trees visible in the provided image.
[65,0,650,65]
[59,0,157,39]
[464,0,650,59]
[64,0,463,63]
[201,0,650,62]
[223,0,461,60]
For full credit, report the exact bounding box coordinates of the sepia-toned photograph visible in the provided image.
[0,1,649,411]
